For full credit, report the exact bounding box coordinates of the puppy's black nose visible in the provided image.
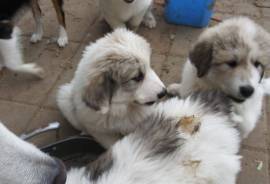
[157,89,167,99]
[240,85,254,98]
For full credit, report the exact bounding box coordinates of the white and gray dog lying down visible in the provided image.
[168,17,270,139]
[1,91,241,184]
[57,28,166,148]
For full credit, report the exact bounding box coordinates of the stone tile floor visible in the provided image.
[0,0,269,183]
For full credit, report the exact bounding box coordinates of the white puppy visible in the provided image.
[168,17,270,138]
[0,91,241,184]
[57,28,166,148]
[99,0,156,30]
[67,91,241,184]
[0,122,66,184]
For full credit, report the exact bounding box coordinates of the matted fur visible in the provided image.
[67,91,241,184]
[99,0,156,30]
[57,28,165,148]
[168,17,270,138]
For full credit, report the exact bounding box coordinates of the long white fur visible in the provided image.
[0,122,61,184]
[67,97,241,184]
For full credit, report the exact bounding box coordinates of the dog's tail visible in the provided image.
[57,83,83,130]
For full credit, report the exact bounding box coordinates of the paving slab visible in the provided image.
[0,41,79,105]
[0,100,38,134]
[238,148,269,184]
[25,108,78,147]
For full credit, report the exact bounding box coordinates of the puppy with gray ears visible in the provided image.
[99,0,156,30]
[57,28,166,148]
[168,17,270,138]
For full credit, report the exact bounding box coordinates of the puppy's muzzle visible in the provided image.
[157,88,167,99]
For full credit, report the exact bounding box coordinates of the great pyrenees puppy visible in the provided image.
[1,91,241,184]
[67,91,241,184]
[0,122,66,184]
[57,28,166,148]
[168,17,270,138]
[99,0,156,30]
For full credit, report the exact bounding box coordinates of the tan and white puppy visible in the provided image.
[57,28,165,148]
[99,0,156,30]
[168,17,270,138]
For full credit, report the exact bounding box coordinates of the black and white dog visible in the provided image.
[0,0,67,78]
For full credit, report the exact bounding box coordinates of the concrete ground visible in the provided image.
[0,0,269,183]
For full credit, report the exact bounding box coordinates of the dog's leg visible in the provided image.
[0,27,44,78]
[57,83,84,130]
[30,0,44,43]
[129,12,146,31]
[142,6,156,29]
[167,83,182,97]
[51,0,68,47]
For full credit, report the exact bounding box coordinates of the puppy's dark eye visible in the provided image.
[226,60,238,68]
[131,72,144,82]
[254,61,261,68]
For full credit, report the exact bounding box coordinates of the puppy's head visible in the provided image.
[0,123,66,184]
[82,29,165,114]
[189,17,270,102]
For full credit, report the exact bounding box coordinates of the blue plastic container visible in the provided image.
[165,0,215,28]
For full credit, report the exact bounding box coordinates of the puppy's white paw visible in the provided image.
[57,26,68,47]
[143,16,156,29]
[57,36,68,47]
[30,33,43,43]
[24,63,45,79]
[167,83,182,97]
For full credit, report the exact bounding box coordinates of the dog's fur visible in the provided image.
[168,17,270,138]
[0,122,66,184]
[67,91,241,184]
[0,91,241,184]
[57,28,165,148]
[99,0,156,30]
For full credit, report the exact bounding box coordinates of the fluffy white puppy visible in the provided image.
[0,91,241,184]
[57,28,166,148]
[67,91,241,184]
[168,17,270,138]
[99,0,156,30]
[0,122,66,184]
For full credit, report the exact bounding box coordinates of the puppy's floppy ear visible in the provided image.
[83,72,117,114]
[189,40,213,77]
